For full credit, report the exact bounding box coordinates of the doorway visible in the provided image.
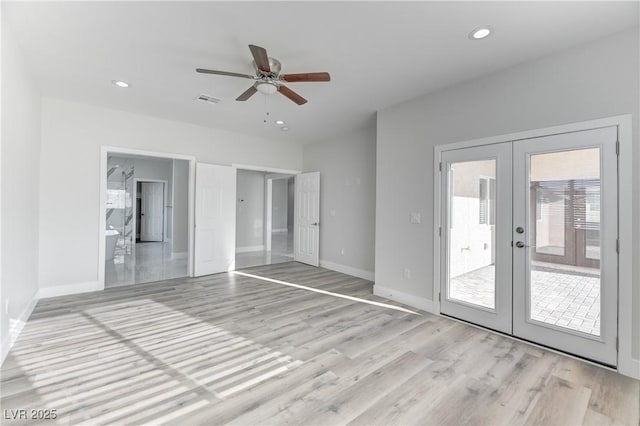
[103,153,191,287]
[235,170,296,269]
[266,175,295,262]
[135,180,166,243]
[438,126,618,366]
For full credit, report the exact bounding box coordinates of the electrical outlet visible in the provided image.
[341,248,346,255]
[4,300,9,315]
[403,268,411,280]
[410,213,421,224]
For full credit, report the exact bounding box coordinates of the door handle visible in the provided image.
[515,241,526,248]
[311,222,319,226]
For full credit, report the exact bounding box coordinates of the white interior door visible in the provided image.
[194,163,237,277]
[513,126,618,366]
[294,172,320,266]
[440,142,513,333]
[140,182,164,242]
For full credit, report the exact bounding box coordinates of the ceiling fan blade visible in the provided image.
[236,85,258,101]
[281,72,331,83]
[278,85,307,105]
[196,68,256,80]
[249,44,271,73]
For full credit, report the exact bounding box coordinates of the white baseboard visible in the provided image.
[236,245,265,253]
[38,281,102,299]
[171,251,188,259]
[272,228,288,233]
[319,260,375,281]
[619,357,640,380]
[1,291,39,366]
[373,284,435,313]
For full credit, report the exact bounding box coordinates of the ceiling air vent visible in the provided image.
[195,94,220,105]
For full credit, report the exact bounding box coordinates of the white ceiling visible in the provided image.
[4,1,638,144]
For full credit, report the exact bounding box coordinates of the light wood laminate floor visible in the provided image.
[1,262,638,425]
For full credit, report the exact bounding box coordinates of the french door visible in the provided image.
[440,126,618,366]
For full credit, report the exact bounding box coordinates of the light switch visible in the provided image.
[410,213,421,224]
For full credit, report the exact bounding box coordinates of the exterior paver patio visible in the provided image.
[449,264,600,336]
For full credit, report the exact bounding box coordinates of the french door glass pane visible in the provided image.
[448,160,496,310]
[529,148,601,336]
[534,183,566,257]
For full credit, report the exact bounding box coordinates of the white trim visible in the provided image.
[272,228,288,233]
[264,174,295,253]
[625,358,640,379]
[37,281,102,299]
[133,178,168,244]
[100,146,196,292]
[236,245,265,253]
[171,251,188,259]
[432,114,636,378]
[265,179,273,251]
[1,291,38,366]
[319,259,375,282]
[615,115,635,378]
[373,284,435,313]
[233,163,301,175]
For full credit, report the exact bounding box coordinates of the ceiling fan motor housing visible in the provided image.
[253,57,282,76]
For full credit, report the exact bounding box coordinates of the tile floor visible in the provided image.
[106,232,294,287]
[105,241,188,288]
[449,263,601,335]
[235,231,294,269]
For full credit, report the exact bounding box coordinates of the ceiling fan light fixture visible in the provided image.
[256,82,278,95]
[469,26,492,40]
[280,126,290,132]
[275,120,285,125]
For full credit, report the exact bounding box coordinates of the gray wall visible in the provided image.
[172,160,189,254]
[236,170,265,250]
[375,29,639,355]
[37,98,302,291]
[272,179,288,231]
[303,123,377,275]
[1,22,42,358]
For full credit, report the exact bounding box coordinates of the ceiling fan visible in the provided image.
[196,44,330,105]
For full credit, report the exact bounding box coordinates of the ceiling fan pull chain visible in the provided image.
[263,95,270,123]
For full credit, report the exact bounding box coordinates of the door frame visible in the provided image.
[99,146,196,288]
[433,114,635,378]
[264,174,295,252]
[132,178,168,244]
[232,164,301,259]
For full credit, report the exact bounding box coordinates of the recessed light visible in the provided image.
[275,120,286,125]
[281,127,290,132]
[469,26,492,40]
[112,80,130,88]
